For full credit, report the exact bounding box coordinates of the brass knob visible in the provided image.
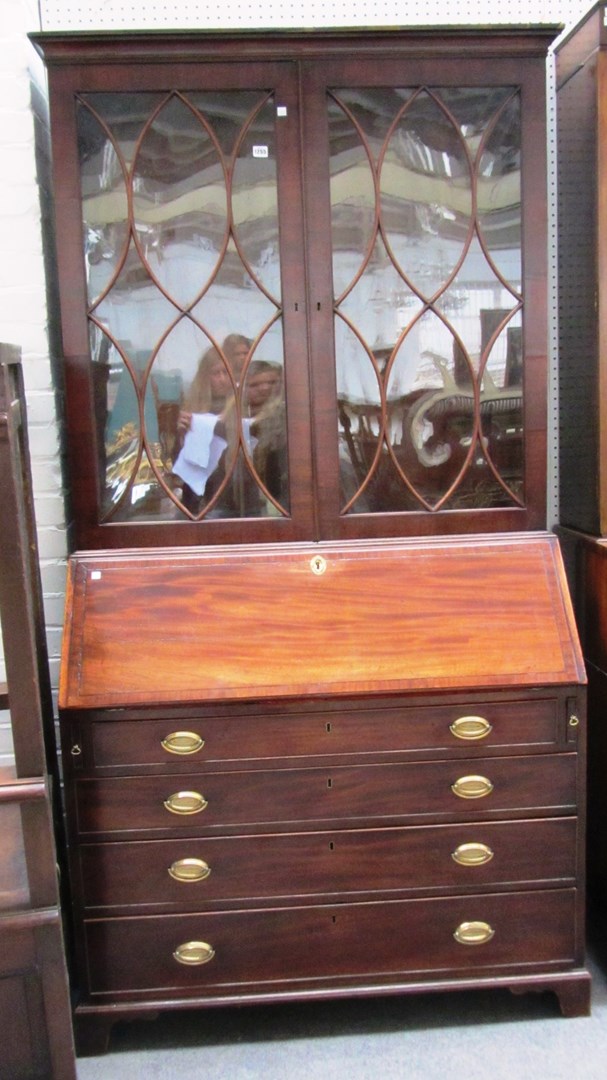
[169,858,211,883]
[451,842,494,867]
[164,791,208,815]
[451,775,494,799]
[173,941,215,966]
[454,921,495,946]
[161,731,205,755]
[449,716,492,741]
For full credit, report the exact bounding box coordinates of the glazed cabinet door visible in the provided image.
[47,59,315,548]
[302,55,549,539]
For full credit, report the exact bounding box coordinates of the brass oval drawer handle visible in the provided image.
[449,716,493,741]
[451,842,494,867]
[169,858,211,883]
[173,941,215,966]
[451,775,494,799]
[161,731,205,755]
[164,791,208,815]
[454,921,495,946]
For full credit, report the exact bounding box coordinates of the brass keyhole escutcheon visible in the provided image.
[310,555,327,575]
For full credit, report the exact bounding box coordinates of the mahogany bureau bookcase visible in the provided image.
[30,25,591,1052]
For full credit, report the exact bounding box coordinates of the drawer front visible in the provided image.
[82,697,560,771]
[82,888,578,996]
[79,817,578,912]
[73,754,578,837]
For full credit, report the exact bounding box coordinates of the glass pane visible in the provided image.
[329,85,524,516]
[328,94,377,299]
[478,93,522,288]
[132,94,228,309]
[232,96,281,299]
[78,100,131,306]
[380,89,472,298]
[78,90,289,523]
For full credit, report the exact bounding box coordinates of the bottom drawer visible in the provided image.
[83,888,577,997]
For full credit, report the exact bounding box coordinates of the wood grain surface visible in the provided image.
[60,533,584,708]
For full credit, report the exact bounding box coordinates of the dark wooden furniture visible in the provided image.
[555,3,607,912]
[31,26,556,549]
[30,26,591,1054]
[59,532,590,1053]
[556,531,607,909]
[0,348,76,1079]
[556,1,607,538]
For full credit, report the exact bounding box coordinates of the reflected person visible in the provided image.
[245,360,288,510]
[223,333,252,384]
[173,346,236,515]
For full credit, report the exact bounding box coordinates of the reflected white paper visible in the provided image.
[173,413,227,496]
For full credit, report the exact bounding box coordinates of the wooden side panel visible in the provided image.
[555,3,603,89]
[557,46,601,534]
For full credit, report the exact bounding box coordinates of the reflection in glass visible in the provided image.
[232,97,281,299]
[170,334,288,519]
[132,94,228,309]
[478,93,521,286]
[78,102,131,306]
[77,90,289,522]
[329,85,523,514]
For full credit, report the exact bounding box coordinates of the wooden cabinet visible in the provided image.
[58,534,590,1052]
[555,3,607,912]
[556,1,607,537]
[30,25,591,1052]
[0,350,76,1079]
[31,27,555,549]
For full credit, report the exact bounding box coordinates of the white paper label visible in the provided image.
[253,145,269,158]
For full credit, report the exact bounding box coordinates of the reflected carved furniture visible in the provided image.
[0,349,76,1079]
[59,533,590,1053]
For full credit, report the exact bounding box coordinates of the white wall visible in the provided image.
[0,0,595,760]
